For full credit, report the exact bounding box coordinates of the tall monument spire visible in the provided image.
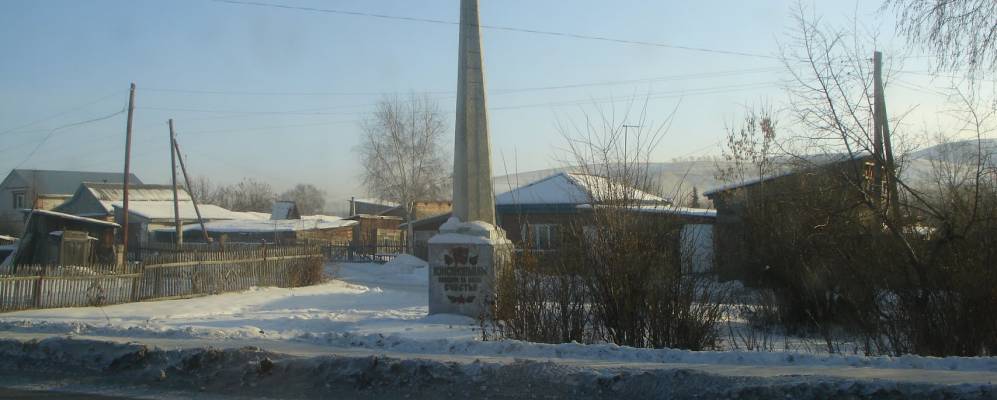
[452,0,496,225]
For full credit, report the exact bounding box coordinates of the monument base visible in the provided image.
[427,217,512,318]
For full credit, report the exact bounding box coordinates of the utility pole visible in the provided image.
[172,137,211,243]
[121,83,136,259]
[169,119,183,247]
[872,52,885,208]
[873,51,901,222]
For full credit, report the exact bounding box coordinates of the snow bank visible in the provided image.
[335,258,429,286]
[5,337,984,400]
[2,260,996,379]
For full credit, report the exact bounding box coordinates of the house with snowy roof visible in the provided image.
[152,215,357,246]
[405,172,716,270]
[0,169,141,236]
[112,201,253,249]
[54,182,190,220]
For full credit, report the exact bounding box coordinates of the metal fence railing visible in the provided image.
[324,240,406,264]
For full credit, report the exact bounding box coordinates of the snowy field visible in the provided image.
[0,256,996,398]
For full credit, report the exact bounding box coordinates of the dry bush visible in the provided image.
[492,99,729,350]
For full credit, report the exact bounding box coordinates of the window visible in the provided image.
[522,223,558,250]
[12,191,25,209]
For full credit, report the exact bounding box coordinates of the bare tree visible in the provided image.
[227,178,275,213]
[187,176,220,206]
[885,0,997,75]
[358,94,451,250]
[280,184,327,216]
[729,4,997,356]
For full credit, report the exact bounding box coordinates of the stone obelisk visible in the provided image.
[427,0,511,317]
[452,0,496,225]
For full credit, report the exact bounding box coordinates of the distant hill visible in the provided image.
[493,139,996,206]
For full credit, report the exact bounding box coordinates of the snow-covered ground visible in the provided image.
[1,255,474,343]
[0,255,996,398]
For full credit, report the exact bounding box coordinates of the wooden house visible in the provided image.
[152,216,356,245]
[112,201,250,249]
[55,182,190,221]
[0,169,141,236]
[404,172,716,271]
[704,156,875,281]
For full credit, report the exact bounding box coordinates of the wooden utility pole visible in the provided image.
[874,51,901,222]
[172,137,211,243]
[121,83,136,258]
[872,52,885,208]
[169,119,183,247]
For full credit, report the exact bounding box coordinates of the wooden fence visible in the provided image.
[0,245,323,313]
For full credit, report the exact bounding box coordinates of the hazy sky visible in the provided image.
[0,0,960,209]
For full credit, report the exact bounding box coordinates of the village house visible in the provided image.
[54,182,189,221]
[112,201,251,249]
[151,203,355,246]
[403,172,716,271]
[152,216,357,246]
[0,169,141,236]
[704,155,875,281]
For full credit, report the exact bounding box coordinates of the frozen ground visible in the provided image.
[0,256,995,398]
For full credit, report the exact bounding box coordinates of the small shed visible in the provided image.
[10,209,120,267]
[348,214,404,245]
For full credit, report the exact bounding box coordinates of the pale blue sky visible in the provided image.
[0,0,951,207]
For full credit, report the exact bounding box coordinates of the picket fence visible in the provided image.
[0,245,323,312]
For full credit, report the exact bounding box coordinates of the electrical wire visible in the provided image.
[210,0,778,60]
[0,90,124,137]
[10,106,127,169]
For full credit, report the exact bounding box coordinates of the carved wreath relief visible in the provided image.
[436,246,487,305]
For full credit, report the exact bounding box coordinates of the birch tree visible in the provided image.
[358,94,451,250]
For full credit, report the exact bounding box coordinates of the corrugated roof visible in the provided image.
[82,183,192,214]
[84,182,190,202]
[9,169,142,195]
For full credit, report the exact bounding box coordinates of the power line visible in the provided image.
[10,106,127,169]
[142,67,783,98]
[491,82,779,111]
[9,80,779,165]
[211,0,778,60]
[0,90,124,137]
